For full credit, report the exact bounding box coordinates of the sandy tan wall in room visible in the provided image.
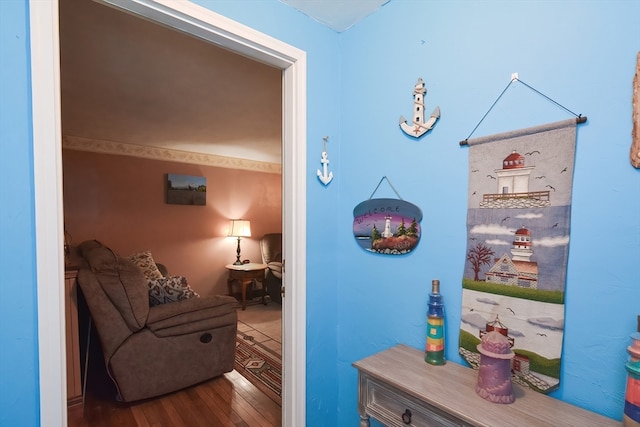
[62,149,282,297]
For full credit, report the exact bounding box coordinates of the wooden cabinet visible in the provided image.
[65,268,83,406]
[353,344,619,427]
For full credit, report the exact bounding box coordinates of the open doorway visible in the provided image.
[30,0,306,425]
[59,0,285,414]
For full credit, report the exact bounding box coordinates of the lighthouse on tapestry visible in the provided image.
[479,150,551,209]
[511,226,533,262]
[496,151,534,194]
[485,225,539,289]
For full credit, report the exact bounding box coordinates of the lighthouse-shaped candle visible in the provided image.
[476,331,515,404]
[624,332,640,427]
[425,279,445,365]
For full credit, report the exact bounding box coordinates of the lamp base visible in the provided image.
[233,237,243,265]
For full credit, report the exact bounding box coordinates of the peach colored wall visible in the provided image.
[62,149,282,296]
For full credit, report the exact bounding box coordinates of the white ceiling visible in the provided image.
[59,0,389,166]
[280,0,390,32]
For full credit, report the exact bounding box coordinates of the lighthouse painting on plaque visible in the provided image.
[458,118,579,395]
[353,198,423,255]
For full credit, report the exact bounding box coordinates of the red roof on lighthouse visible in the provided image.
[502,151,525,169]
[515,226,530,236]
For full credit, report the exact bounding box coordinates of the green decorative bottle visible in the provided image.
[425,279,446,365]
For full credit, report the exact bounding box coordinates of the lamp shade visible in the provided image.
[228,219,251,238]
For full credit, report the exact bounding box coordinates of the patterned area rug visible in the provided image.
[235,334,282,405]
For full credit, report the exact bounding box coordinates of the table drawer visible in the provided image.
[362,374,468,427]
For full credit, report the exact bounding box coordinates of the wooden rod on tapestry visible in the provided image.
[459,116,588,146]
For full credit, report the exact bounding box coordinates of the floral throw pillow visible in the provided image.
[148,275,199,306]
[128,251,164,280]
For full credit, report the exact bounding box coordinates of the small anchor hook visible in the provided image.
[317,136,334,186]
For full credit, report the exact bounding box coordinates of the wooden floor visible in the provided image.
[68,369,282,427]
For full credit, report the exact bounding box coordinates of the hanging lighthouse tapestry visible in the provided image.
[459,118,579,394]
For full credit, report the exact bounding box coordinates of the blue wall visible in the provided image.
[1,0,638,425]
[335,1,639,425]
[336,1,639,425]
[0,1,40,426]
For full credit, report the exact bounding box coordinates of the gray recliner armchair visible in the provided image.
[260,233,283,304]
[76,240,237,402]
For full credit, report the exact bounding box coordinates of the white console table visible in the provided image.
[353,344,619,426]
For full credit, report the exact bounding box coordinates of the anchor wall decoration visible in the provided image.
[317,136,334,185]
[399,77,440,138]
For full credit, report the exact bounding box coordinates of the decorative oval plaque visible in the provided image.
[353,198,423,255]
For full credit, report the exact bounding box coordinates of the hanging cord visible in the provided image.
[517,79,582,118]
[460,77,586,146]
[464,80,512,143]
[369,176,403,200]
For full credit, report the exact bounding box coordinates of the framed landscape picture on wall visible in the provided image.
[166,174,207,206]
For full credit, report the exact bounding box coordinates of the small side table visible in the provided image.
[225,263,268,310]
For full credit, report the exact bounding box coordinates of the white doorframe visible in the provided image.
[30,1,307,425]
